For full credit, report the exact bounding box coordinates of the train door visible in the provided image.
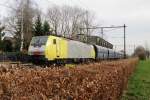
[108,50,109,59]
[56,39,61,58]
[93,45,98,59]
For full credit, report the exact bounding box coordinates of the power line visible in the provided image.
[80,26,126,29]
[110,36,124,38]
[80,24,127,58]
[104,28,121,33]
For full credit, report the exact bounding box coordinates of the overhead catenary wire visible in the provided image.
[103,28,121,33]
[80,24,127,58]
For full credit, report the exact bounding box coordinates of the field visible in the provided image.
[0,58,138,100]
[122,60,150,100]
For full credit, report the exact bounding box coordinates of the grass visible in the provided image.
[122,60,150,100]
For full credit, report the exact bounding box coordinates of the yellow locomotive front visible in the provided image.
[28,35,68,62]
[45,36,68,61]
[28,36,48,55]
[28,36,49,62]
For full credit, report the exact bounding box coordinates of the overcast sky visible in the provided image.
[0,0,150,54]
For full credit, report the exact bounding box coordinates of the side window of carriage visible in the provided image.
[53,39,56,44]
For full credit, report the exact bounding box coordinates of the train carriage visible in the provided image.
[108,49,115,59]
[28,35,124,64]
[94,45,109,59]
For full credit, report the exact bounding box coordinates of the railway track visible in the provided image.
[0,61,68,69]
[0,60,91,69]
[0,61,35,68]
[0,56,122,69]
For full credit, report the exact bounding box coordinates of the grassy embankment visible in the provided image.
[122,60,150,100]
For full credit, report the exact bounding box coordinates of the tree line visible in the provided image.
[0,0,99,52]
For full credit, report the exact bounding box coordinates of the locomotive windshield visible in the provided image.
[30,36,48,47]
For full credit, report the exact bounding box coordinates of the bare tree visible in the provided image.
[134,46,146,60]
[0,22,5,34]
[47,6,61,35]
[4,0,36,51]
[47,5,98,37]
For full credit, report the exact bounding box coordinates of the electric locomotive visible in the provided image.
[28,35,95,63]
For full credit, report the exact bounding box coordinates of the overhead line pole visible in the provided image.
[80,24,127,59]
[80,26,126,29]
[101,28,104,39]
[124,24,126,59]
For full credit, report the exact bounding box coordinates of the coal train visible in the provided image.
[28,35,124,64]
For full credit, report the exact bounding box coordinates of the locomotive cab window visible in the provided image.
[30,36,48,46]
[53,39,56,44]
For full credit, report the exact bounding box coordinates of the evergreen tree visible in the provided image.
[33,15,43,36]
[43,20,50,35]
[0,24,5,51]
[2,40,13,52]
[0,32,5,51]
